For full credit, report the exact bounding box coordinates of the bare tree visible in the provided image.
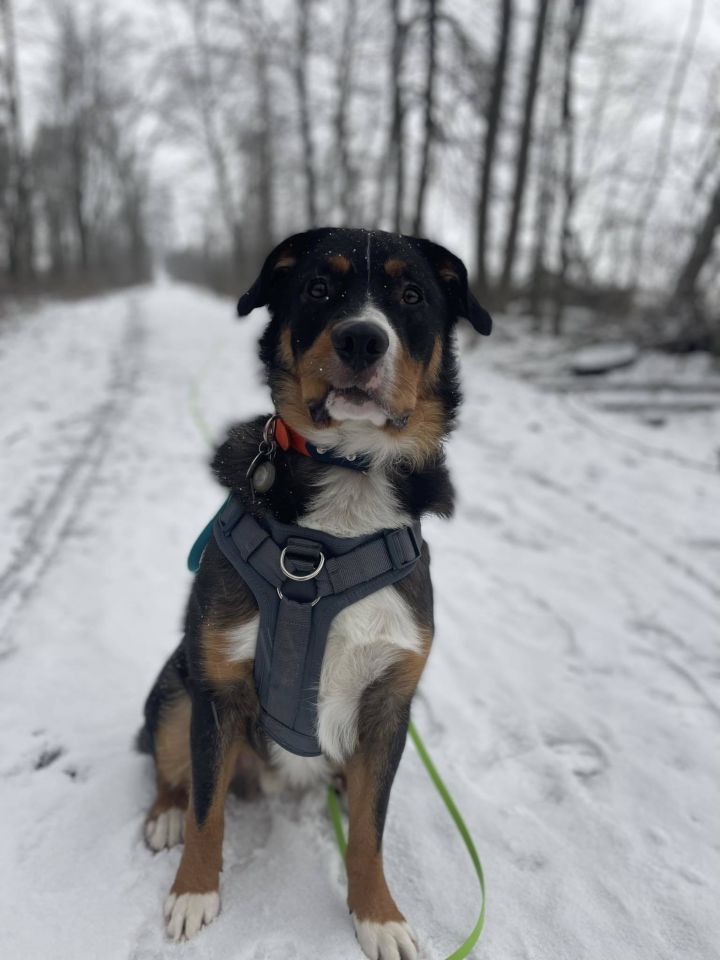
[499,0,551,301]
[389,0,407,233]
[334,0,358,224]
[673,171,720,306]
[294,0,318,226]
[412,0,438,236]
[626,0,705,287]
[0,0,34,281]
[31,3,152,286]
[528,0,562,327]
[476,0,513,297]
[553,0,590,335]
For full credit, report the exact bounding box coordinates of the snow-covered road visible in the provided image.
[0,281,717,959]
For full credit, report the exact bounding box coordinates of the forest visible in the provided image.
[1,0,719,351]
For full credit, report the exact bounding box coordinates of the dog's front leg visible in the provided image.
[164,690,238,942]
[345,696,418,960]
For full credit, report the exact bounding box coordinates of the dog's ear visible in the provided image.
[411,237,492,336]
[237,228,333,317]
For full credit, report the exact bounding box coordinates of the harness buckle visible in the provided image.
[384,526,421,570]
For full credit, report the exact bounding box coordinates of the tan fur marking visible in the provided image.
[423,337,443,388]
[275,254,296,270]
[393,644,431,699]
[202,626,254,687]
[279,326,295,369]
[327,254,351,273]
[278,326,338,411]
[345,753,405,924]
[387,393,446,466]
[155,695,192,791]
[384,258,407,277]
[296,327,346,411]
[387,350,423,414]
[172,740,241,896]
[437,260,460,283]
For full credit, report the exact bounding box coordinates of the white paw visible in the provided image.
[164,891,220,941]
[145,807,185,851]
[352,916,418,960]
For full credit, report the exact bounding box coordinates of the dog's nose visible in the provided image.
[331,320,390,371]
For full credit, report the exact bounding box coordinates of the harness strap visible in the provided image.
[212,494,423,756]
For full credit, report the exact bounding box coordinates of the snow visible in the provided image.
[0,279,718,959]
[570,343,639,375]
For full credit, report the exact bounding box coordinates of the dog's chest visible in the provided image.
[227,468,422,779]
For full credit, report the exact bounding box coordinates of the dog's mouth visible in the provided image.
[308,384,409,430]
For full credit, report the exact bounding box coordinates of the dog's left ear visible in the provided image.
[237,228,334,316]
[412,238,492,336]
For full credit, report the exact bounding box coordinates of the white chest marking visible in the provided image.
[316,584,422,763]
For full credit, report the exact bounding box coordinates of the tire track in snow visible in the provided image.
[0,296,146,653]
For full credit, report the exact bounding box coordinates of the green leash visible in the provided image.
[187,366,487,958]
[327,722,486,959]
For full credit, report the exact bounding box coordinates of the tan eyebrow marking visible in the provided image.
[384,258,408,277]
[274,254,296,270]
[437,261,460,282]
[326,254,351,273]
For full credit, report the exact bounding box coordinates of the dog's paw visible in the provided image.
[352,916,418,960]
[164,891,220,941]
[145,808,185,851]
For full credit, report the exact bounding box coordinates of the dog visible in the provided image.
[137,227,491,959]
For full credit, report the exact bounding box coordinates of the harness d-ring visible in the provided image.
[279,546,325,582]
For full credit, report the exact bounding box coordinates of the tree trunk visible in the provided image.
[389,0,406,233]
[672,174,720,304]
[626,0,705,288]
[192,4,241,253]
[255,41,275,251]
[334,0,357,224]
[499,0,551,302]
[553,0,590,336]
[476,0,513,298]
[412,0,438,236]
[1,0,34,281]
[295,0,317,226]
[69,122,89,271]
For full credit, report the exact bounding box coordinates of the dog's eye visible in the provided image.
[402,285,423,305]
[307,278,329,299]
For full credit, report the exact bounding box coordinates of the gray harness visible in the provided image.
[213,495,422,756]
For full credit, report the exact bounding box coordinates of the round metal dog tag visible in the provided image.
[251,460,276,493]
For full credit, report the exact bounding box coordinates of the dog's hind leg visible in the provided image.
[139,644,192,851]
[144,694,191,851]
[164,688,240,942]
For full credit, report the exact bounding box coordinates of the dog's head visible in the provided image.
[238,227,491,465]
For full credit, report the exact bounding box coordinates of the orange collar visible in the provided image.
[273,416,370,471]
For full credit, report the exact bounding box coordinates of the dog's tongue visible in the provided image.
[326,389,387,426]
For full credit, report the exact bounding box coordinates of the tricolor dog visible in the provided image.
[137,227,491,959]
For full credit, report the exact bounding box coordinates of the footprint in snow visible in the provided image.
[34,745,63,770]
[545,736,607,783]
